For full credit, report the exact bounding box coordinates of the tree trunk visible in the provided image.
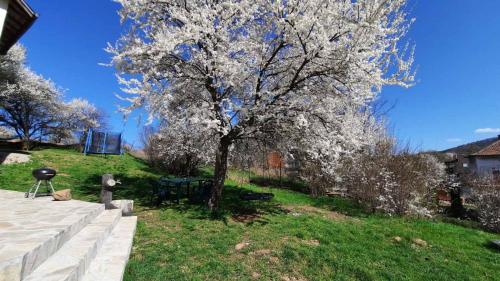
[208,139,230,211]
[20,122,31,150]
[21,136,30,151]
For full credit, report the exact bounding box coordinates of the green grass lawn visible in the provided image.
[0,148,499,281]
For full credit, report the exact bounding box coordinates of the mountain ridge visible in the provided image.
[441,136,499,155]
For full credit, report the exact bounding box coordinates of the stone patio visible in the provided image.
[0,189,137,281]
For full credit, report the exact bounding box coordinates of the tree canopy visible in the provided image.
[110,0,415,209]
[0,45,103,148]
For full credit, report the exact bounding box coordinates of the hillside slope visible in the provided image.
[442,137,497,155]
[0,148,162,202]
[0,148,498,280]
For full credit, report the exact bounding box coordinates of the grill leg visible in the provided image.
[25,182,38,198]
[48,180,55,194]
[31,181,42,199]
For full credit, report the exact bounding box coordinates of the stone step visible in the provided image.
[82,216,137,281]
[0,191,105,281]
[23,209,122,281]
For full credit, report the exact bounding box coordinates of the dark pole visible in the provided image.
[279,160,282,188]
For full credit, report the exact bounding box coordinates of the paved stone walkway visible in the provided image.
[0,190,103,280]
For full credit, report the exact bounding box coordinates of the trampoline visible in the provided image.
[83,129,123,155]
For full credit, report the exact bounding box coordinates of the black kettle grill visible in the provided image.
[25,168,57,199]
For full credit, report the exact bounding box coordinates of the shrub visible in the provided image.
[298,161,335,197]
[339,140,446,217]
[142,125,215,176]
[469,177,500,232]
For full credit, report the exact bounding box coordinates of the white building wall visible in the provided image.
[0,0,9,39]
[475,158,500,175]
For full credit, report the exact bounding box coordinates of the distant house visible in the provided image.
[0,0,37,54]
[467,135,500,176]
[443,135,500,177]
[440,136,500,203]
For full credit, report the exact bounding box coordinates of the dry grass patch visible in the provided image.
[231,213,262,223]
[283,205,355,222]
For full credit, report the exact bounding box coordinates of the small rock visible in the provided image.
[412,238,427,247]
[235,242,249,251]
[252,272,261,279]
[291,212,301,217]
[269,256,279,263]
[393,236,402,242]
[52,189,71,201]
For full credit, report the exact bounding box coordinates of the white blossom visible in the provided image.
[109,0,416,208]
[0,44,102,147]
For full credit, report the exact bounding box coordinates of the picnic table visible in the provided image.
[153,177,213,205]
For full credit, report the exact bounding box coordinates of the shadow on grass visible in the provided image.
[30,143,81,152]
[74,168,366,223]
[155,184,368,222]
[241,173,368,218]
[75,172,160,205]
[73,171,254,220]
[484,241,500,253]
[153,185,290,225]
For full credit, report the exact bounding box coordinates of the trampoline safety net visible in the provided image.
[84,129,122,155]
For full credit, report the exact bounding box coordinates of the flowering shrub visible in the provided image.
[339,140,446,217]
[469,177,500,232]
[143,125,215,176]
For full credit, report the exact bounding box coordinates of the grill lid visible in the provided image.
[32,168,56,180]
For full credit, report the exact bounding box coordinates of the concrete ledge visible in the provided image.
[110,200,134,216]
[23,209,122,281]
[82,216,138,281]
[0,190,104,280]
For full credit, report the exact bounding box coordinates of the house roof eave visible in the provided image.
[0,0,38,55]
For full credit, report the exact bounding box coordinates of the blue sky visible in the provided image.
[18,0,500,150]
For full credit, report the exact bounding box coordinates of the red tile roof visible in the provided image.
[472,139,500,156]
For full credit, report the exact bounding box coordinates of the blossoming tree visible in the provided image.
[0,46,61,149]
[51,98,105,144]
[110,0,415,209]
[0,45,102,148]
